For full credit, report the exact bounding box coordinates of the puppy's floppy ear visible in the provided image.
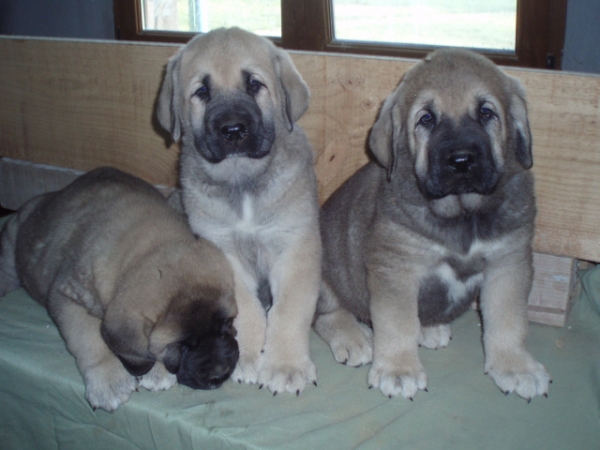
[508,77,533,169]
[369,94,401,181]
[147,312,183,374]
[100,306,155,377]
[273,48,310,132]
[157,50,183,142]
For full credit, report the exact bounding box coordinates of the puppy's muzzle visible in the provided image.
[198,98,274,164]
[175,333,239,390]
[423,120,500,199]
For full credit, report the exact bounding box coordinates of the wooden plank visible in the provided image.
[1,37,599,263]
[0,37,180,187]
[527,253,578,327]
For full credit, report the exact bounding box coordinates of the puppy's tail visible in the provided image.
[0,214,21,297]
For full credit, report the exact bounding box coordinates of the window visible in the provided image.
[140,0,282,37]
[331,1,517,52]
[114,0,567,69]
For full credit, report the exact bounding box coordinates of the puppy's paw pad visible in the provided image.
[486,352,551,400]
[368,359,427,400]
[258,358,317,396]
[329,322,373,367]
[138,363,177,392]
[419,324,451,349]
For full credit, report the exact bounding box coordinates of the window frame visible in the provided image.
[114,0,567,69]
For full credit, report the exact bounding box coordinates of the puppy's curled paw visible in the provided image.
[83,357,137,412]
[368,354,427,400]
[485,350,551,401]
[138,362,177,392]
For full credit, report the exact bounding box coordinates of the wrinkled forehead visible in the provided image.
[179,32,275,88]
[402,53,509,118]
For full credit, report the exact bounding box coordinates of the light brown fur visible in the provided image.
[0,168,237,411]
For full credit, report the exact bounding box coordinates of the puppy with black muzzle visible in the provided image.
[157,28,322,396]
[314,49,551,402]
[0,167,239,412]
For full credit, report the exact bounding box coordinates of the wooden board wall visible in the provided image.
[1,37,599,262]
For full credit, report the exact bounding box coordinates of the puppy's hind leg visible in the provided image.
[314,282,373,367]
[419,324,452,349]
[48,288,137,412]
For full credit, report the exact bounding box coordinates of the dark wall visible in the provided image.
[562,0,600,74]
[0,0,114,40]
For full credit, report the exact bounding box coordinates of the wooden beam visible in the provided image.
[1,37,599,263]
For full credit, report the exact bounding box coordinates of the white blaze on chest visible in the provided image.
[236,195,256,233]
[435,263,484,303]
[428,238,513,304]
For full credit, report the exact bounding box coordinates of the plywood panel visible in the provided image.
[1,37,599,262]
[0,37,180,186]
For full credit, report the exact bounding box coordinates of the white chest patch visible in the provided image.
[236,195,256,234]
[435,263,484,303]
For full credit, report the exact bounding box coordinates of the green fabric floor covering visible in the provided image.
[1,220,599,449]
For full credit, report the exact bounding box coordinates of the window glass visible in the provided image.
[141,0,281,37]
[332,0,517,52]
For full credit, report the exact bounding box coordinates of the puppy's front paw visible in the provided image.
[232,354,260,385]
[257,355,317,396]
[368,353,427,400]
[83,357,137,412]
[419,324,451,349]
[485,350,551,401]
[138,362,177,392]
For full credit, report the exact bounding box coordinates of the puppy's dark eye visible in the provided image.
[479,106,495,121]
[247,77,263,96]
[194,85,209,101]
[418,112,435,128]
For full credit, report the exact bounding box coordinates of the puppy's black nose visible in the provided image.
[221,123,247,141]
[447,152,475,173]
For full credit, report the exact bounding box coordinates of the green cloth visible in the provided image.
[1,214,599,449]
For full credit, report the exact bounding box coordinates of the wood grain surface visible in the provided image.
[1,37,599,261]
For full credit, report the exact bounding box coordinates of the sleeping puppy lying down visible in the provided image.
[0,167,239,412]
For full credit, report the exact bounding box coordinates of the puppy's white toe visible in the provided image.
[419,324,451,349]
